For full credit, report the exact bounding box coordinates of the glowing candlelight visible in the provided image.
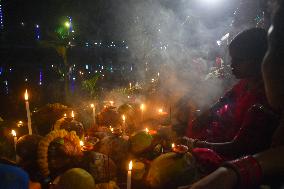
[90,103,96,126]
[71,111,75,118]
[11,130,17,151]
[145,128,149,133]
[110,126,114,133]
[109,101,114,106]
[17,121,23,127]
[158,108,163,113]
[172,143,175,149]
[24,89,32,135]
[127,160,133,189]
[64,113,67,118]
[80,140,84,146]
[122,115,126,134]
[140,104,145,122]
[129,82,132,89]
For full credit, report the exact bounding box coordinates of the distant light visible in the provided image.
[73,77,76,81]
[71,30,75,33]
[101,66,104,70]
[36,24,39,28]
[25,78,28,82]
[65,21,71,28]
[126,46,129,49]
[51,65,54,68]
[21,22,25,26]
[85,65,89,70]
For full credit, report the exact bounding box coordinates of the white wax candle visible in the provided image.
[90,104,96,125]
[24,90,32,135]
[127,160,132,189]
[11,130,17,151]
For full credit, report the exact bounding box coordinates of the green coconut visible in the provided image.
[146,152,197,189]
[130,131,153,154]
[58,168,95,189]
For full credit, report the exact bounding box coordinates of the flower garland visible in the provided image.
[37,129,82,177]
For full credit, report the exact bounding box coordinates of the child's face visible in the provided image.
[229,48,259,79]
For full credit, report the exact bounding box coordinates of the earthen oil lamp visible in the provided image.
[172,143,188,154]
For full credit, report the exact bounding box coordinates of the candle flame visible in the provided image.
[24,89,29,101]
[122,115,125,121]
[158,108,163,113]
[11,130,16,137]
[90,104,94,108]
[64,113,67,117]
[80,140,84,146]
[145,128,149,133]
[128,160,133,171]
[172,143,175,148]
[71,111,75,118]
[140,104,144,111]
[109,101,114,106]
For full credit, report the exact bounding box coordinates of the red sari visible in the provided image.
[187,79,271,143]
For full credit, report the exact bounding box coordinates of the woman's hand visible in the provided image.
[175,136,196,150]
[182,167,238,189]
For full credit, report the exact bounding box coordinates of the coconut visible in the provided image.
[81,151,117,183]
[130,131,153,154]
[146,152,197,189]
[95,136,129,169]
[53,117,84,138]
[96,107,121,127]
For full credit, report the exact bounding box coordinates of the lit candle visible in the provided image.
[109,101,114,106]
[80,140,84,147]
[140,104,144,122]
[122,115,126,134]
[172,143,175,149]
[127,160,132,189]
[109,126,114,133]
[145,128,149,133]
[64,113,67,118]
[90,104,96,126]
[24,90,32,135]
[158,108,163,114]
[71,111,75,119]
[129,82,132,89]
[11,130,17,151]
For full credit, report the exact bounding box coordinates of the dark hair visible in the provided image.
[229,28,268,62]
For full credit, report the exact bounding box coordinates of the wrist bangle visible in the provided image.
[222,156,262,189]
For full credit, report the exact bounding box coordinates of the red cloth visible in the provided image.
[187,79,268,143]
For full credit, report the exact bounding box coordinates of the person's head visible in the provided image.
[229,28,268,79]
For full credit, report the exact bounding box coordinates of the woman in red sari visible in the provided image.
[182,28,279,160]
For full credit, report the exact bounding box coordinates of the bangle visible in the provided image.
[222,156,262,189]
